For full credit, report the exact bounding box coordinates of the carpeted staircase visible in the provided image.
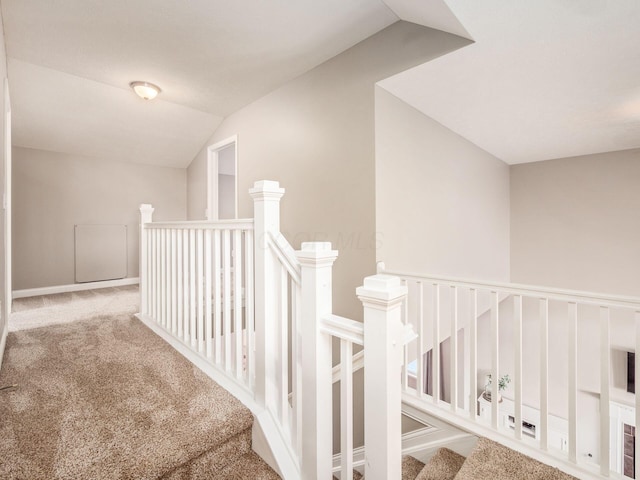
[0,313,279,479]
[400,438,578,480]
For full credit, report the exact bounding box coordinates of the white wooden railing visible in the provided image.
[378,263,640,480]
[138,181,409,480]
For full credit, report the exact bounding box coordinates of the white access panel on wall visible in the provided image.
[74,224,127,283]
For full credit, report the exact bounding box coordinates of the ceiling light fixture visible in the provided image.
[130,81,161,100]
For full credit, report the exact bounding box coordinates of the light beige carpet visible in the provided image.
[452,438,578,480]
[0,313,279,479]
[10,285,139,331]
[416,447,465,480]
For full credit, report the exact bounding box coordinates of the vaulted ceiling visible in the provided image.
[3,0,640,167]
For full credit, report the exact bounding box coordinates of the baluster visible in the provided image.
[167,229,172,330]
[469,288,477,419]
[152,229,158,320]
[600,306,610,475]
[450,285,458,412]
[177,230,183,341]
[491,291,499,430]
[540,298,548,450]
[291,277,302,456]
[341,339,354,480]
[402,279,409,390]
[279,264,289,431]
[514,295,523,440]
[417,281,425,398]
[161,229,167,328]
[433,283,440,404]
[223,229,232,370]
[234,229,243,378]
[245,230,255,387]
[171,229,177,334]
[214,230,222,364]
[205,229,212,359]
[567,302,578,462]
[183,229,190,342]
[194,230,203,353]
[189,229,196,349]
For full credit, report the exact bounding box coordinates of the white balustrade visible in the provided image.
[378,264,640,480]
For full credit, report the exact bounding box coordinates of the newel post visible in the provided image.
[357,274,407,480]
[139,204,154,317]
[296,242,338,480]
[249,180,285,408]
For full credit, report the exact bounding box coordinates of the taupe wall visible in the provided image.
[375,87,510,281]
[0,9,8,364]
[187,21,470,320]
[510,148,640,296]
[13,147,187,290]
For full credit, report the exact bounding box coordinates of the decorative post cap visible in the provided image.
[296,242,338,266]
[356,274,407,305]
[139,204,154,212]
[249,180,285,199]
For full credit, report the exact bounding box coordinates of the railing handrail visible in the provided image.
[267,232,301,285]
[321,314,364,346]
[380,265,640,311]
[144,219,254,230]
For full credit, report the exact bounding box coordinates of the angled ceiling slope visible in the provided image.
[379,0,640,164]
[2,0,398,167]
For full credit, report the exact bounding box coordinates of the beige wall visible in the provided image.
[0,9,8,364]
[375,87,510,281]
[13,147,187,290]
[187,21,470,320]
[510,148,640,296]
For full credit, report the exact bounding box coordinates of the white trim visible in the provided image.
[0,316,7,371]
[207,135,238,221]
[3,79,11,347]
[136,313,300,480]
[13,277,140,299]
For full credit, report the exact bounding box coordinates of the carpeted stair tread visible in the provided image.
[214,451,281,479]
[415,448,465,480]
[0,314,255,479]
[453,438,578,480]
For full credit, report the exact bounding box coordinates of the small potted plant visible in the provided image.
[483,374,511,402]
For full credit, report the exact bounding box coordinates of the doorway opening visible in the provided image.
[207,135,237,221]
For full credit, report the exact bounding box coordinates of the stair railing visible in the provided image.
[139,181,410,479]
[378,262,640,480]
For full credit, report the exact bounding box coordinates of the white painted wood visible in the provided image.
[450,285,458,412]
[161,229,167,328]
[491,291,499,431]
[249,180,285,410]
[205,230,212,359]
[402,279,409,390]
[600,306,610,475]
[469,288,477,420]
[340,339,354,480]
[154,230,159,320]
[279,264,289,431]
[213,229,222,364]
[234,229,243,379]
[196,230,204,354]
[356,274,407,480]
[139,204,153,317]
[183,229,190,342]
[514,295,523,441]
[296,242,338,480]
[189,229,196,349]
[245,230,254,388]
[433,284,440,405]
[292,278,302,457]
[147,219,254,230]
[567,302,578,463]
[223,229,232,370]
[321,315,365,346]
[176,230,183,341]
[171,229,177,334]
[540,298,549,451]
[417,281,425,398]
[267,232,301,285]
[332,350,365,384]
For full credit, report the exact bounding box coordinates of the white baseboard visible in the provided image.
[12,277,139,299]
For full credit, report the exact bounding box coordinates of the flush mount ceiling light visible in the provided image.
[130,81,161,100]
